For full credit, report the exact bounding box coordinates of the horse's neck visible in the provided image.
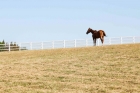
[91,30,97,34]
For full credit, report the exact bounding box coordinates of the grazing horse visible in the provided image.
[86,28,106,46]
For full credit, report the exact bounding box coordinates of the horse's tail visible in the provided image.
[103,31,106,36]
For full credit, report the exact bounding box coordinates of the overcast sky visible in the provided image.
[0,0,140,42]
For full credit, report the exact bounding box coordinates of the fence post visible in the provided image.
[109,38,111,45]
[75,39,76,47]
[86,39,88,47]
[133,36,135,43]
[41,42,44,49]
[9,42,10,52]
[19,43,21,51]
[30,42,32,50]
[52,41,54,49]
[120,37,123,44]
[97,39,99,46]
[64,40,65,48]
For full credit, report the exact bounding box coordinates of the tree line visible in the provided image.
[0,40,26,52]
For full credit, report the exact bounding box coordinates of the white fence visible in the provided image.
[0,36,140,51]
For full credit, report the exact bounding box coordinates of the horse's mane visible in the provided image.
[89,28,97,32]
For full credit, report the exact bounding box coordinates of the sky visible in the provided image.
[0,0,140,43]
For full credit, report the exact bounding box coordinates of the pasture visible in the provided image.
[0,44,140,93]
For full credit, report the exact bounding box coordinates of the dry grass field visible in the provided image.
[0,44,140,93]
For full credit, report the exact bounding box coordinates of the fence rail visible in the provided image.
[0,36,140,52]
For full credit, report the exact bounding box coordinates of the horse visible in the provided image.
[86,28,106,46]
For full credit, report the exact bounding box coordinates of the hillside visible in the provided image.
[0,44,140,93]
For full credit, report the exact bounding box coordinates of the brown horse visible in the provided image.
[86,28,106,46]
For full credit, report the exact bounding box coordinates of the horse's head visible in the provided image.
[86,28,92,34]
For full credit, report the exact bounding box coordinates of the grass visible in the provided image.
[0,44,140,93]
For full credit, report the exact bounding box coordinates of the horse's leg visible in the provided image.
[92,36,95,46]
[92,38,96,46]
[102,37,104,45]
[94,39,96,46]
[100,37,104,46]
[93,38,95,46]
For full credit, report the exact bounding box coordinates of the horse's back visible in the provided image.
[98,30,104,32]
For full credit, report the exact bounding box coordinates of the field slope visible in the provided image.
[0,44,140,93]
